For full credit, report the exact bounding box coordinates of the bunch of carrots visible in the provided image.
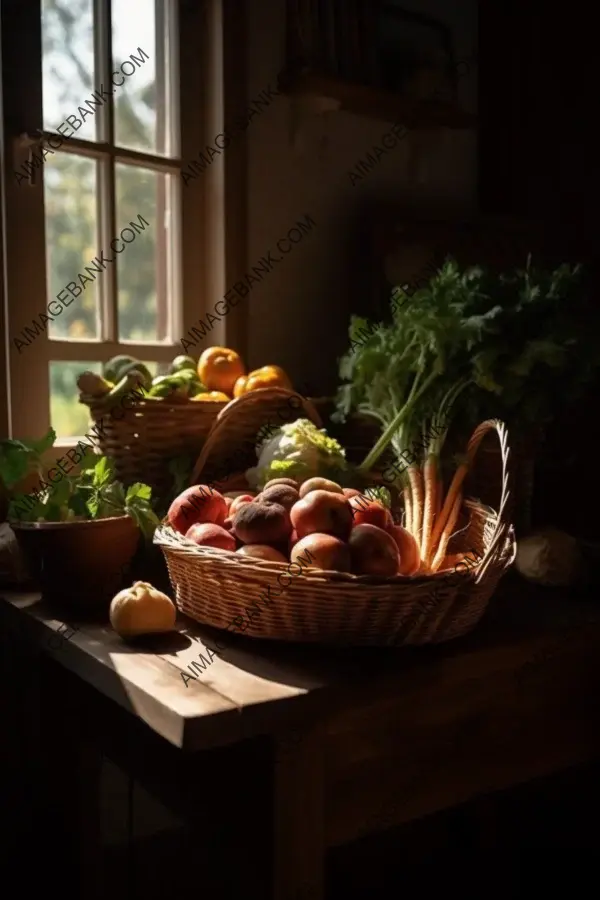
[358,376,478,574]
[401,417,495,574]
[336,257,594,577]
[335,260,511,575]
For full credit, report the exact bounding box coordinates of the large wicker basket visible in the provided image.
[155,406,516,646]
[84,394,228,496]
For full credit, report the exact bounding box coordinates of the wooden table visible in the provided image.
[2,574,600,899]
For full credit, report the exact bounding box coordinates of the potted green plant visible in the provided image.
[0,429,159,612]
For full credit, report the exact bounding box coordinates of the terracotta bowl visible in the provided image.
[11,515,140,617]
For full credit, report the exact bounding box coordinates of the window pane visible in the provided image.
[116,163,176,342]
[42,0,97,142]
[45,154,100,340]
[50,361,102,438]
[51,360,159,439]
[112,0,160,154]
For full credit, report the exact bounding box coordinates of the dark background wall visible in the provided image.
[480,1,599,539]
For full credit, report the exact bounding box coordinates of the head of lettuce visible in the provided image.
[246,419,347,491]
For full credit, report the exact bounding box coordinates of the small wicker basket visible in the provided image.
[84,394,228,496]
[155,405,516,646]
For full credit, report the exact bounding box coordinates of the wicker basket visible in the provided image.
[189,387,322,486]
[155,418,516,646]
[84,394,228,496]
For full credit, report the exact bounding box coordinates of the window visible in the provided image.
[1,0,243,446]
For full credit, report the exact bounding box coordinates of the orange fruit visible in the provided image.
[245,365,292,393]
[197,347,245,395]
[191,391,230,402]
[233,375,248,398]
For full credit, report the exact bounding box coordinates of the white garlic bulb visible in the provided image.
[514,528,583,587]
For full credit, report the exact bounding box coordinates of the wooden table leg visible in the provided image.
[272,727,325,900]
[38,659,105,900]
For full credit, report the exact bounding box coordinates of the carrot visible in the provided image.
[407,464,424,547]
[427,461,469,566]
[435,476,442,520]
[403,485,412,533]
[430,490,463,572]
[420,454,437,567]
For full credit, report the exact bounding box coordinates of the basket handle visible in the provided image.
[191,387,323,485]
[464,418,513,582]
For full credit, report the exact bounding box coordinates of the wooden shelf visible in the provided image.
[278,71,476,130]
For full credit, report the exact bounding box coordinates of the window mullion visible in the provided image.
[94,0,118,344]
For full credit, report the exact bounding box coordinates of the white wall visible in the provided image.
[244,0,477,395]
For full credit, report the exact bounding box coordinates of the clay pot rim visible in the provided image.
[9,514,134,531]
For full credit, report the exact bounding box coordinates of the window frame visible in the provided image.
[0,0,247,450]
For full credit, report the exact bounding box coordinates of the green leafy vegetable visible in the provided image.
[246,418,347,489]
[335,257,598,478]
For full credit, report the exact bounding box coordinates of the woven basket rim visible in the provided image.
[86,396,228,410]
[154,515,495,587]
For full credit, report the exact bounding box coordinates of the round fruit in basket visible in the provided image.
[244,365,293,393]
[167,485,227,534]
[198,347,245,396]
[348,495,393,530]
[237,544,288,562]
[291,490,353,541]
[290,533,351,573]
[186,522,236,551]
[169,354,197,374]
[388,525,420,576]
[191,391,230,402]
[349,523,399,577]
[232,500,292,545]
[259,483,299,511]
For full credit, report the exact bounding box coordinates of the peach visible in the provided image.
[185,522,236,552]
[260,484,300,511]
[342,488,363,499]
[388,525,420,576]
[291,490,353,541]
[237,544,288,562]
[233,501,292,545]
[348,523,399,577]
[290,533,351,573]
[298,477,344,499]
[167,485,227,535]
[229,494,255,516]
[224,496,233,511]
[263,477,300,490]
[348,495,393,531]
[223,517,234,531]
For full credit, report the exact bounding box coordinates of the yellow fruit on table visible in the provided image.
[198,346,245,395]
[191,391,230,402]
[109,581,176,638]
